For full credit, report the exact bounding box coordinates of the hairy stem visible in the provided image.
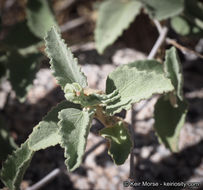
[94,106,124,127]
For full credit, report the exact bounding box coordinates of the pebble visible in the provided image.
[87,170,98,183]
[73,178,90,189]
[112,48,146,66]
[150,152,162,163]
[95,176,108,190]
[141,146,153,159]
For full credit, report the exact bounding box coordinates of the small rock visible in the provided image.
[111,175,120,184]
[95,176,108,190]
[150,152,162,163]
[82,64,100,89]
[141,146,153,159]
[74,177,90,189]
[87,170,98,183]
[112,48,146,66]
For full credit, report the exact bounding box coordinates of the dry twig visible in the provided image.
[148,20,168,59]
[60,17,87,33]
[166,38,203,59]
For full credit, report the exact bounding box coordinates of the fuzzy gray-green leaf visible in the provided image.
[154,96,188,152]
[45,27,87,89]
[139,0,184,20]
[164,47,184,101]
[7,51,41,102]
[2,21,41,49]
[170,16,191,36]
[28,101,80,151]
[95,0,141,54]
[100,122,132,165]
[106,60,174,115]
[184,0,203,33]
[26,0,57,39]
[58,108,94,171]
[0,141,34,190]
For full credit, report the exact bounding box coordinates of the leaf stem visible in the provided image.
[94,106,122,128]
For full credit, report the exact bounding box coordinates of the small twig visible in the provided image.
[126,100,151,178]
[148,22,168,59]
[129,124,135,179]
[26,168,61,190]
[125,109,135,179]
[94,106,122,128]
[128,20,167,178]
[71,42,95,52]
[60,17,87,33]
[154,19,203,59]
[153,20,162,35]
[166,38,203,59]
[83,139,106,162]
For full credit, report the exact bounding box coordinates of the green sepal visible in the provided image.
[100,121,132,165]
[64,83,120,107]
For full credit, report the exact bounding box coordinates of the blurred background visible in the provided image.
[0,0,203,189]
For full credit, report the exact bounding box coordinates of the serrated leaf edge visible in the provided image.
[154,97,188,152]
[106,67,174,115]
[26,0,57,39]
[44,27,87,89]
[164,47,184,101]
[99,122,132,165]
[0,141,34,190]
[58,109,95,171]
[95,1,142,54]
[28,100,69,151]
[140,0,184,20]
